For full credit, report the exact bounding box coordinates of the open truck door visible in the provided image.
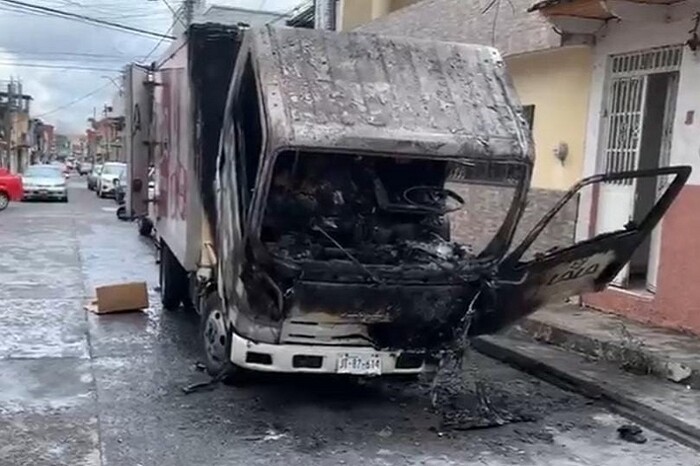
[469,165,690,336]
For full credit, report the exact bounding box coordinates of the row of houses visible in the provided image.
[296,0,700,335]
[0,79,57,173]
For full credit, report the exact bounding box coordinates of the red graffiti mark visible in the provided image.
[171,158,187,220]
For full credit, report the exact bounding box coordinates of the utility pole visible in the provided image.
[183,0,195,26]
[103,105,112,162]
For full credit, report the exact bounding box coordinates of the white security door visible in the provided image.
[597,46,683,288]
[597,76,647,286]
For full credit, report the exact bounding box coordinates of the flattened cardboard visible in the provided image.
[92,282,149,314]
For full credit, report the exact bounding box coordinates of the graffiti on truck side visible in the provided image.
[157,70,188,221]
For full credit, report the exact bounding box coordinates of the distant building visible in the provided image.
[172,1,289,35]
[91,116,125,162]
[0,80,33,173]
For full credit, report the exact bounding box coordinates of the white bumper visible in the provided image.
[230,331,424,375]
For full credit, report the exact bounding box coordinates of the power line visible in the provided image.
[160,0,186,28]
[0,0,176,40]
[142,20,177,64]
[0,61,123,72]
[34,82,112,118]
[0,50,147,61]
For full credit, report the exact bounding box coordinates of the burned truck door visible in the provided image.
[469,166,690,336]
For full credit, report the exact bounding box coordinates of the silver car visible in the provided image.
[87,164,103,191]
[22,165,68,202]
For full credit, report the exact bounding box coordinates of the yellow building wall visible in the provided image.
[339,0,420,31]
[507,47,592,190]
[339,0,375,31]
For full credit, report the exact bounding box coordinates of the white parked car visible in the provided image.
[22,165,68,202]
[96,162,127,198]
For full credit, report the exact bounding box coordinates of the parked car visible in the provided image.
[78,161,93,176]
[21,164,68,202]
[87,164,103,191]
[0,167,23,211]
[50,160,70,179]
[96,162,126,198]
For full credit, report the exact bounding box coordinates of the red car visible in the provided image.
[0,168,23,211]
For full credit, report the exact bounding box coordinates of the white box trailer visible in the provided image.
[122,63,155,234]
[152,24,241,275]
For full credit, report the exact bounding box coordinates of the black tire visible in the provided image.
[61,196,68,203]
[116,205,128,220]
[138,217,153,237]
[0,192,9,211]
[159,241,187,310]
[200,292,244,383]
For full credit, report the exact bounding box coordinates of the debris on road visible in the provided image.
[618,424,647,444]
[182,376,223,395]
[665,362,692,384]
[85,281,149,314]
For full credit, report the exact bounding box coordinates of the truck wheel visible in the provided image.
[138,217,153,237]
[160,241,187,310]
[0,192,9,211]
[116,205,128,220]
[200,293,244,384]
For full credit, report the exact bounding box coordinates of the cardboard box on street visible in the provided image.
[89,282,149,314]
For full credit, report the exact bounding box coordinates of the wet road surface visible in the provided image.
[0,178,698,466]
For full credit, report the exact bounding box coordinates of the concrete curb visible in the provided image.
[473,334,700,452]
[513,309,700,388]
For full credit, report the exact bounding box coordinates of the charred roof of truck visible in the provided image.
[247,26,534,162]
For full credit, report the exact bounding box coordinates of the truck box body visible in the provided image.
[123,64,151,219]
[153,24,241,271]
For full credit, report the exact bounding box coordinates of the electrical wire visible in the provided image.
[142,20,177,64]
[0,50,136,59]
[159,0,186,28]
[33,81,112,118]
[0,61,123,72]
[0,0,176,40]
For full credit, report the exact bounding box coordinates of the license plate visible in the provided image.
[337,353,382,375]
[39,190,48,195]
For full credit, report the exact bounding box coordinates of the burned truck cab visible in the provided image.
[209,26,532,377]
[207,26,689,379]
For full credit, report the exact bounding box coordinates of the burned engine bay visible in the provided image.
[242,152,501,350]
[261,153,474,274]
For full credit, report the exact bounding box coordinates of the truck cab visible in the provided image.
[153,25,689,381]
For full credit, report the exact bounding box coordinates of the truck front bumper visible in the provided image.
[230,331,424,375]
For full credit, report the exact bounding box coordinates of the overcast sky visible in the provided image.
[0,0,303,135]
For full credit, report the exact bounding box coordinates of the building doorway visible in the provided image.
[595,46,681,291]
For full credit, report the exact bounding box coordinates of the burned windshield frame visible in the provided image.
[249,150,531,264]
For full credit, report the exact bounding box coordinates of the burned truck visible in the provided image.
[153,24,689,380]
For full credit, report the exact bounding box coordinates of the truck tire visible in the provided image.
[138,217,153,237]
[160,241,187,310]
[200,293,245,384]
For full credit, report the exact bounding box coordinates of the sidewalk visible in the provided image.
[473,304,700,451]
[514,304,700,387]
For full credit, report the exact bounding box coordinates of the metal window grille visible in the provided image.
[602,46,683,185]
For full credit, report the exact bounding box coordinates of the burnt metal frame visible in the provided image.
[505,165,691,267]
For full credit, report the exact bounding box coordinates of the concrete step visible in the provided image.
[509,304,700,389]
[473,333,700,452]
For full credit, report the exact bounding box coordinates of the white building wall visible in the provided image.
[576,1,700,242]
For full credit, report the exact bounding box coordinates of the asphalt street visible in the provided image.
[0,177,697,466]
